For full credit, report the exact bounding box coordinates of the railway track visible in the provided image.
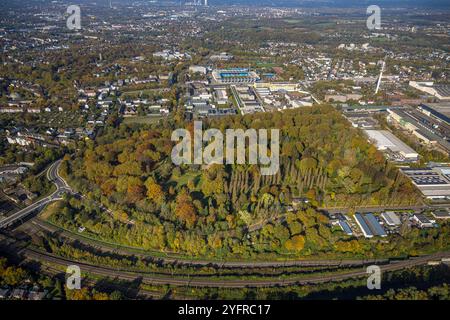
[29,219,390,269]
[21,247,450,288]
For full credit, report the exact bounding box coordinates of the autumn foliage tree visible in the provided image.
[285,235,306,252]
[145,177,165,205]
[175,190,197,228]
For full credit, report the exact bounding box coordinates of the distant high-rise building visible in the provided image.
[183,0,208,6]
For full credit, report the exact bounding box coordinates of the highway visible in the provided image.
[0,161,71,229]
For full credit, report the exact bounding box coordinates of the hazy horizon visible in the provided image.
[8,0,450,8]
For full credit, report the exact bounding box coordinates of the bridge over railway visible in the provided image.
[0,161,71,229]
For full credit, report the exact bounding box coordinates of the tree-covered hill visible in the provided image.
[55,105,427,258]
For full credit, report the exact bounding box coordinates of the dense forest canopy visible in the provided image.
[51,105,431,258]
[68,104,419,209]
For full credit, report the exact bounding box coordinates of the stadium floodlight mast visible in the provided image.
[375,58,386,95]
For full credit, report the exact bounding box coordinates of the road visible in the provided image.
[0,161,71,229]
[4,170,448,269]
[2,161,450,289]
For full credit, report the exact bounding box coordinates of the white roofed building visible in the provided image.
[364,130,419,162]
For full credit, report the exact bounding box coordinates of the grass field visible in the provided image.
[172,171,201,188]
[122,115,165,125]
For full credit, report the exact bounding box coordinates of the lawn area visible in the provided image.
[39,200,63,220]
[122,115,165,125]
[174,171,201,188]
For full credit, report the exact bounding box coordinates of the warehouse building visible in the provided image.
[364,129,419,162]
[254,82,300,92]
[339,220,353,236]
[387,108,450,154]
[381,211,401,226]
[401,167,450,200]
[354,213,387,238]
[409,81,450,101]
[413,214,434,228]
[189,65,207,74]
[418,104,450,125]
[432,209,450,220]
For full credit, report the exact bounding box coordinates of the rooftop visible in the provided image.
[381,211,401,226]
[354,213,387,238]
[432,210,450,219]
[364,130,418,158]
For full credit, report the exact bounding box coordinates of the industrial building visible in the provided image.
[409,81,450,101]
[381,211,401,226]
[354,213,387,238]
[254,82,300,92]
[418,104,450,125]
[214,88,228,105]
[364,129,419,162]
[344,112,379,129]
[231,85,264,115]
[413,214,434,228]
[338,220,353,235]
[432,210,450,220]
[387,108,450,155]
[189,65,207,74]
[401,167,450,200]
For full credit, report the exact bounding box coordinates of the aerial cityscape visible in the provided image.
[0,0,450,306]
